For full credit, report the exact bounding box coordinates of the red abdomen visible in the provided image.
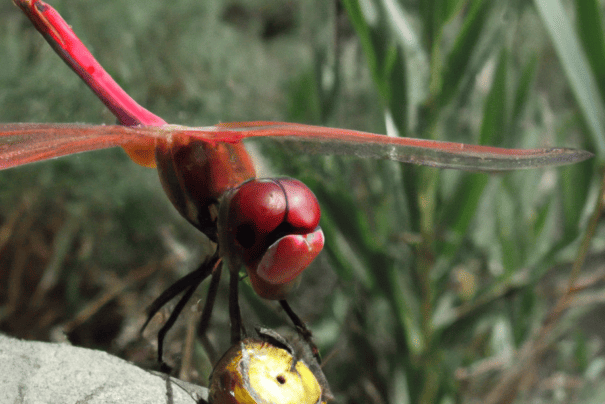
[155,133,256,241]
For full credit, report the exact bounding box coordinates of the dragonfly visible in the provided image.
[2,0,592,366]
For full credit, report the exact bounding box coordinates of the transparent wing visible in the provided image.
[0,123,159,169]
[187,121,593,172]
[0,121,593,172]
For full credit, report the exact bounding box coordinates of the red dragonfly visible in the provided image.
[2,0,592,364]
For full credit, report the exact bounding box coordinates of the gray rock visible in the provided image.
[0,334,208,404]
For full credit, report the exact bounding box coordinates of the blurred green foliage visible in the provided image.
[1,0,604,403]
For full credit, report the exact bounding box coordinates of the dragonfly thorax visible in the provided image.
[154,134,255,242]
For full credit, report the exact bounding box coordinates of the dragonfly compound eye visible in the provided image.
[274,178,321,232]
[227,179,287,256]
[209,338,331,404]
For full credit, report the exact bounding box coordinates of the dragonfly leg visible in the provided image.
[279,300,321,364]
[195,258,223,363]
[155,281,199,373]
[141,257,215,334]
[228,269,246,344]
[141,253,217,366]
[13,0,165,127]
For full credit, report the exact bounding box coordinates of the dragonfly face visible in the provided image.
[218,178,324,300]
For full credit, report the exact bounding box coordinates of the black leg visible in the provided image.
[196,258,222,344]
[228,268,245,344]
[279,300,321,364]
[155,280,200,370]
[141,258,214,333]
[141,252,220,364]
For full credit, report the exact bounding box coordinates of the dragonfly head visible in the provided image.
[218,178,324,300]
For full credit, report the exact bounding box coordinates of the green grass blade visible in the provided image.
[534,0,605,158]
[512,55,537,124]
[479,48,508,146]
[440,0,490,105]
[575,0,605,104]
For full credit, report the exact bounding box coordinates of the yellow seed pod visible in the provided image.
[209,338,329,404]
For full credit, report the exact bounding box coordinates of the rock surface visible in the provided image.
[0,334,208,404]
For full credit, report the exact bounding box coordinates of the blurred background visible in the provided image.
[0,0,603,402]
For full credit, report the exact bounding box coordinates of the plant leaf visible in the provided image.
[534,0,605,158]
